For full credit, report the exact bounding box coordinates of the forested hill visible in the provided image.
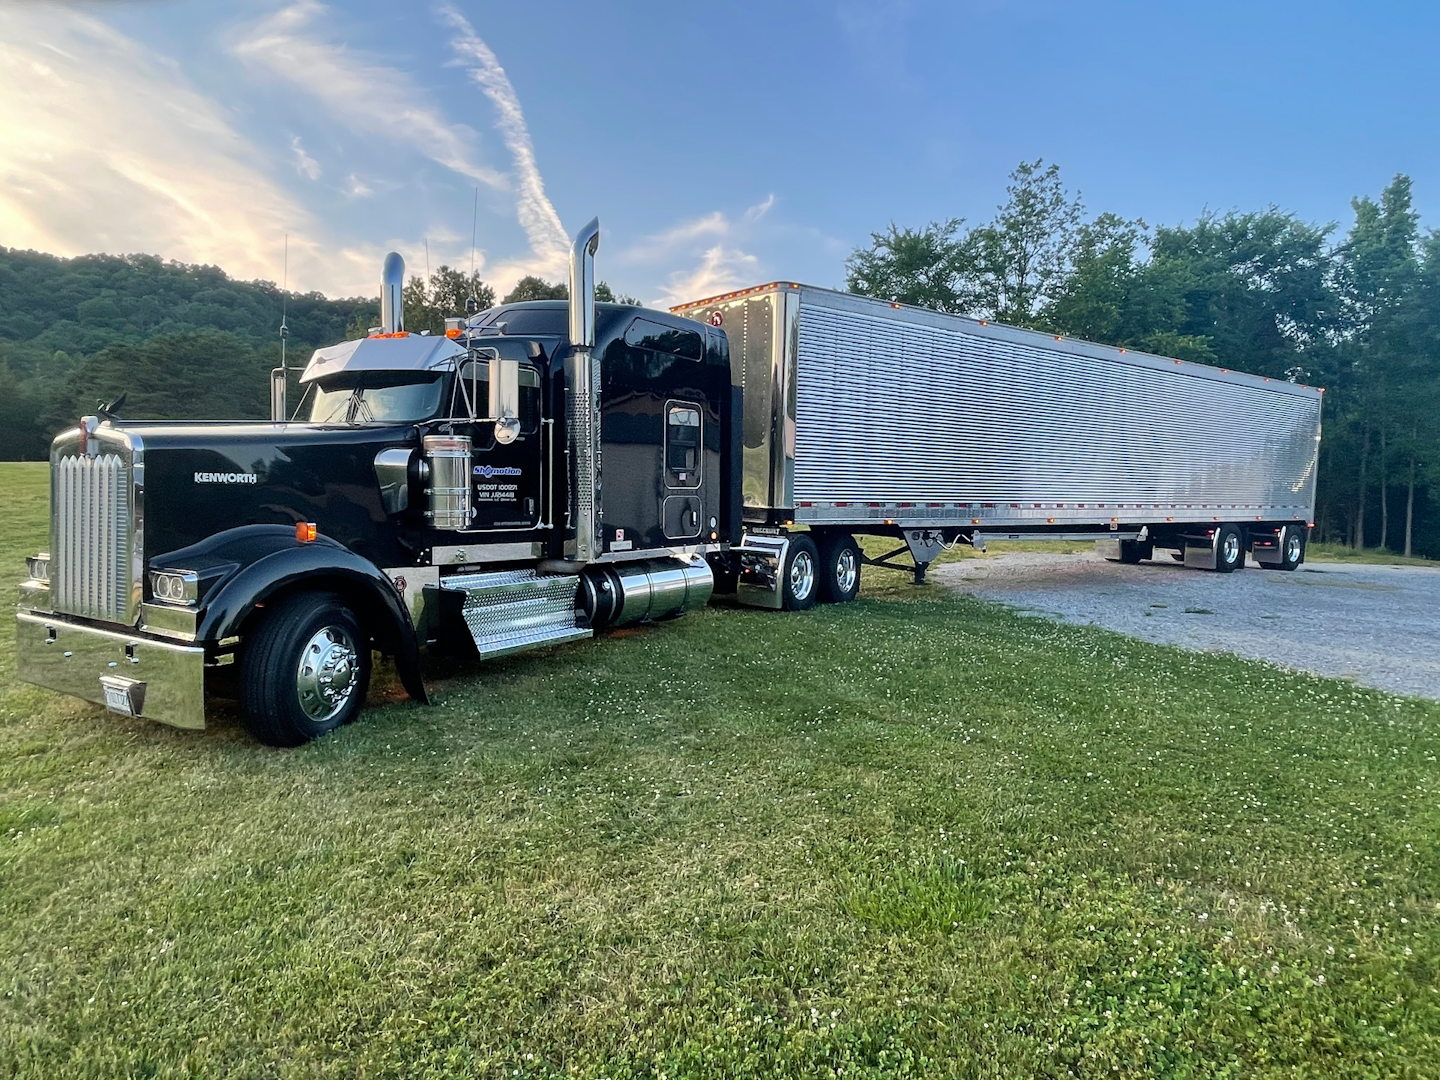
[0,248,604,462]
[0,248,374,460]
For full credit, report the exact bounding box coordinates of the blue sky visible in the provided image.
[1,0,1435,305]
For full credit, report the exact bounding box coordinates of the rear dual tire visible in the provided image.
[1214,524,1245,573]
[816,532,862,604]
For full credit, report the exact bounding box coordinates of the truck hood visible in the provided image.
[91,420,419,563]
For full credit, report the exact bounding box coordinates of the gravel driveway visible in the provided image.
[934,550,1440,700]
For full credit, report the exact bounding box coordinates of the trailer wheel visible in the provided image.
[782,536,820,611]
[816,533,862,603]
[239,591,371,747]
[1214,524,1244,573]
[1275,524,1306,571]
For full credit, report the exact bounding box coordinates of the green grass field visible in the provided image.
[1,459,1437,1078]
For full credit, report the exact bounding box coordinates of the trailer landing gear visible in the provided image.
[862,528,947,586]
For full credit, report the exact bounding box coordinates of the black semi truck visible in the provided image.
[16,220,1322,745]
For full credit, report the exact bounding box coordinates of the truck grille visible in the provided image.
[52,452,137,623]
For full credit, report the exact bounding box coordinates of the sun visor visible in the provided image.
[299,335,467,384]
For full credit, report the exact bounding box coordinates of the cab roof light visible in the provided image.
[296,522,318,543]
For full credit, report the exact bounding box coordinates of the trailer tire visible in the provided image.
[1275,524,1306,571]
[816,533,862,603]
[1214,524,1244,573]
[782,536,820,612]
[239,591,371,747]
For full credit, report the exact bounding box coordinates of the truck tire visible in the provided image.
[240,591,371,747]
[782,536,820,612]
[1275,523,1306,571]
[816,532,862,603]
[1214,524,1244,573]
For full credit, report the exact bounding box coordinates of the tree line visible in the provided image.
[847,162,1439,558]
[0,249,626,461]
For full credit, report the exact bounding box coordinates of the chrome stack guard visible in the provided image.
[14,610,206,730]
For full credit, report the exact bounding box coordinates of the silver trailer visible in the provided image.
[674,283,1323,605]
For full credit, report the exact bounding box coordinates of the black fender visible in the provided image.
[158,525,428,705]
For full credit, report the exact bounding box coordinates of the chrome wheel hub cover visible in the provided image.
[835,548,859,594]
[296,625,358,722]
[1222,533,1240,565]
[790,550,816,602]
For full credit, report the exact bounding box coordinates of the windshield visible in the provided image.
[307,377,445,423]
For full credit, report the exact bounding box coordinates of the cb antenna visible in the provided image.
[271,234,290,423]
[465,187,480,316]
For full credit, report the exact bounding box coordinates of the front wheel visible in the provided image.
[816,532,862,603]
[782,536,820,612]
[240,592,371,746]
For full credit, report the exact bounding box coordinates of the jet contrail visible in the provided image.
[437,3,569,275]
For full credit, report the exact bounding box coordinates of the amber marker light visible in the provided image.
[296,522,318,543]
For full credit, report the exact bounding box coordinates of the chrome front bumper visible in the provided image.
[15,610,206,730]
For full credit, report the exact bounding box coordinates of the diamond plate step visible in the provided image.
[438,569,591,659]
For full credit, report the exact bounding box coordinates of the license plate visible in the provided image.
[103,683,134,716]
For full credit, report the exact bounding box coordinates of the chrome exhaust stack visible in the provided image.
[565,218,601,564]
[380,252,405,334]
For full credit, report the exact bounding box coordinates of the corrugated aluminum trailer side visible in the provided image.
[674,284,1322,532]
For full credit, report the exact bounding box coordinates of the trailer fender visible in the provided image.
[166,526,428,705]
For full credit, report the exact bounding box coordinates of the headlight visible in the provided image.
[149,570,198,606]
[26,553,50,582]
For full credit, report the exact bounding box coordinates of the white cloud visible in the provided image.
[619,195,779,306]
[0,7,376,295]
[437,3,569,282]
[231,2,506,192]
[655,245,760,308]
[290,136,321,180]
[343,173,373,199]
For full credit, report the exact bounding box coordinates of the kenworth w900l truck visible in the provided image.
[16,221,1323,745]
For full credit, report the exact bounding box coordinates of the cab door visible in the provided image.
[662,400,704,540]
[453,358,544,530]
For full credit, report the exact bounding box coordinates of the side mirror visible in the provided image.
[489,355,521,444]
[270,366,287,422]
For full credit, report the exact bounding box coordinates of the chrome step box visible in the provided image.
[438,569,591,660]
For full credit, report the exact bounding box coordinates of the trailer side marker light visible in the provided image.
[972,518,981,525]
[979,320,987,326]
[885,518,894,525]
[1047,518,1055,524]
[1054,335,1062,341]
[296,522,318,543]
[891,302,900,308]
[1118,348,1126,353]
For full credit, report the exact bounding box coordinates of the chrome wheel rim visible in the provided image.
[1221,532,1241,566]
[835,548,859,594]
[790,550,816,603]
[1285,531,1302,563]
[295,624,358,722]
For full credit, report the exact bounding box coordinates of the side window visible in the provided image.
[518,366,541,434]
[666,403,701,487]
[456,362,541,434]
